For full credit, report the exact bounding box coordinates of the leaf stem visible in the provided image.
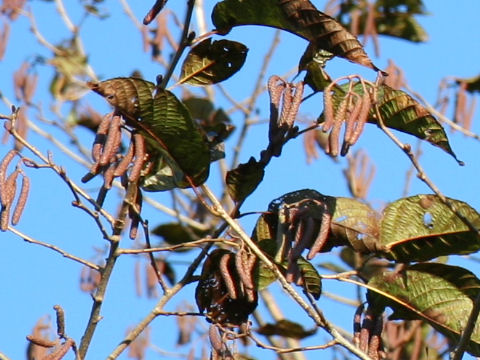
[159,0,196,88]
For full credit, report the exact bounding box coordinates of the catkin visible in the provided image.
[343,93,362,146]
[285,81,304,127]
[53,305,65,338]
[234,250,256,301]
[113,140,134,177]
[92,113,112,162]
[219,253,237,299]
[11,173,29,225]
[42,338,74,360]
[322,89,335,132]
[26,335,57,348]
[99,115,122,166]
[307,209,331,260]
[0,150,17,204]
[328,95,349,156]
[208,325,223,354]
[349,90,371,145]
[129,188,142,240]
[129,133,146,182]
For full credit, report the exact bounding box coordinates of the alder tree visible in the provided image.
[1,0,480,359]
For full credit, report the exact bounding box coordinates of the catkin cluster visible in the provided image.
[196,248,258,326]
[0,149,30,231]
[82,112,146,238]
[322,80,372,156]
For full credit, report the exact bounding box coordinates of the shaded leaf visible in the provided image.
[367,263,480,356]
[151,222,209,251]
[212,0,381,71]
[335,0,428,43]
[143,88,211,188]
[379,195,480,262]
[180,38,248,85]
[89,77,211,190]
[257,319,317,339]
[226,157,265,202]
[183,97,235,144]
[456,74,480,94]
[296,256,322,299]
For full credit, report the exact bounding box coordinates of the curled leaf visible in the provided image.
[181,38,248,85]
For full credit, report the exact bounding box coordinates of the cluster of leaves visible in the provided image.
[79,0,480,357]
[4,0,480,358]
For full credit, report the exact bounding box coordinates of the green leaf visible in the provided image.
[180,38,248,85]
[183,97,235,144]
[296,257,322,299]
[375,85,462,165]
[376,13,428,42]
[330,197,380,253]
[367,263,480,356]
[151,222,209,251]
[226,157,265,202]
[379,195,480,262]
[256,319,317,339]
[142,88,211,188]
[212,0,381,72]
[89,77,212,190]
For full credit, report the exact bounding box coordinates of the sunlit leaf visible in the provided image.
[330,197,380,253]
[180,38,248,85]
[226,157,265,202]
[368,263,480,356]
[212,0,381,72]
[257,319,316,339]
[375,85,462,164]
[321,83,462,164]
[379,195,480,262]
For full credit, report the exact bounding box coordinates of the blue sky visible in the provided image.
[1,1,480,359]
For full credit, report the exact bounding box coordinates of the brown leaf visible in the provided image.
[279,0,382,72]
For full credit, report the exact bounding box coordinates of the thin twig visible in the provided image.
[8,226,99,270]
[159,0,195,88]
[106,243,212,359]
[373,101,479,235]
[450,292,480,360]
[406,84,480,142]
